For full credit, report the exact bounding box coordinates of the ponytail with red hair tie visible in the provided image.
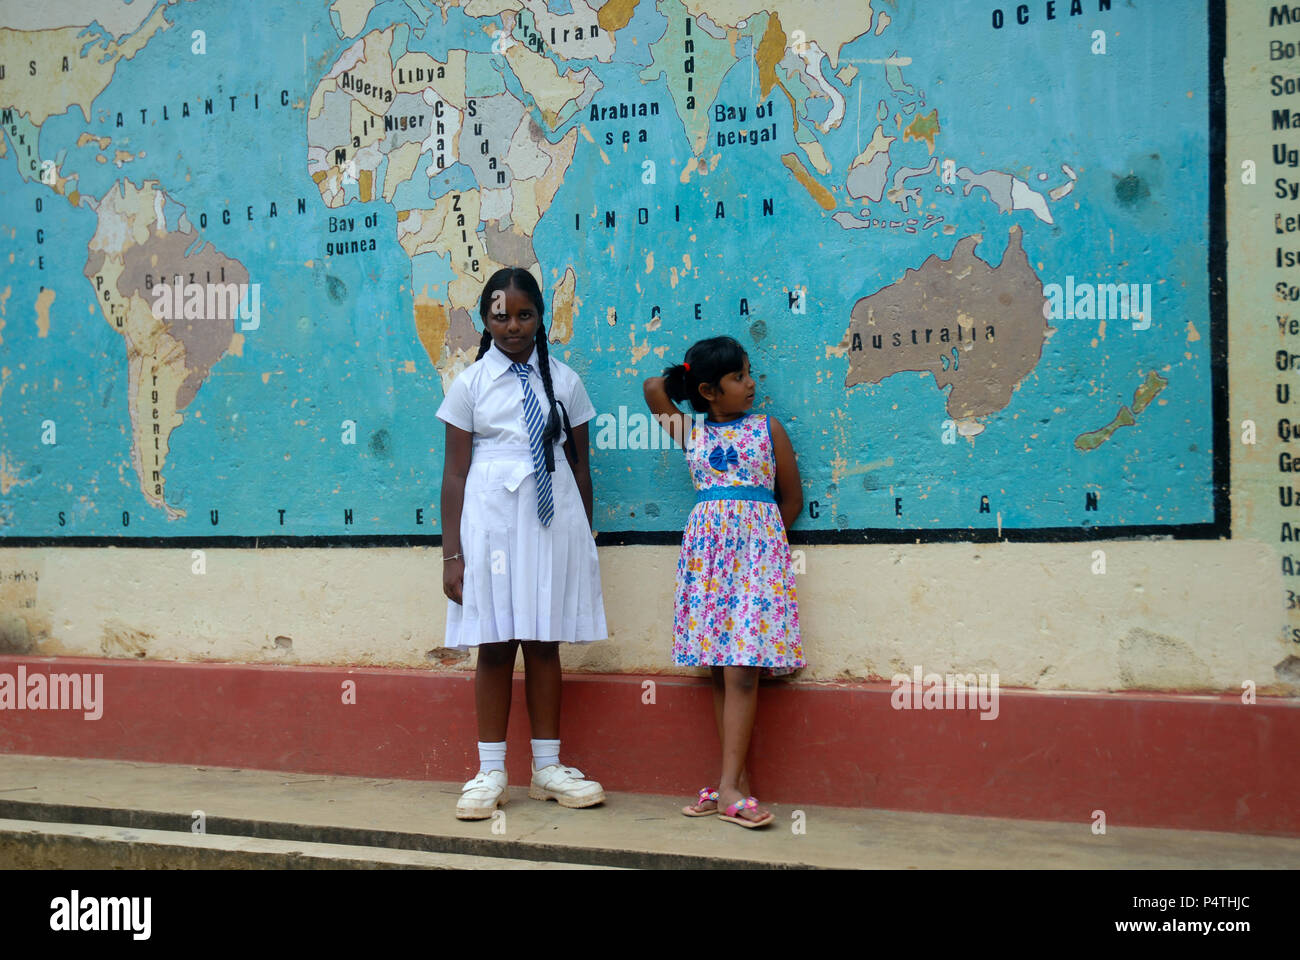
[683,362,691,372]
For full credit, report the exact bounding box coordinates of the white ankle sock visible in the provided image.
[477,740,506,774]
[531,738,560,771]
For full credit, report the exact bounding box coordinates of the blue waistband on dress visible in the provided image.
[696,485,776,504]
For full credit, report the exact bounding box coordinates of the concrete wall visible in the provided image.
[1,1,1296,698]
[0,536,1294,694]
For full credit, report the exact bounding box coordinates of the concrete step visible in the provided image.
[0,817,615,870]
[0,755,1297,869]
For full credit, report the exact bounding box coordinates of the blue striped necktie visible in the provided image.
[510,362,554,527]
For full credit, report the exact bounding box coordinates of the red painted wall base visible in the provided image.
[0,656,1296,836]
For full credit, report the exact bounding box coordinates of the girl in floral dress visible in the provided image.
[642,335,805,828]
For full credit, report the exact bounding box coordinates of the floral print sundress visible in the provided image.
[672,413,805,673]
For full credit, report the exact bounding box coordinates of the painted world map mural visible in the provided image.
[0,0,1220,542]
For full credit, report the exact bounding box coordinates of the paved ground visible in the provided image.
[0,755,1296,869]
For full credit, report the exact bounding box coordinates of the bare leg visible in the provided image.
[475,640,519,743]
[715,669,753,795]
[711,666,725,741]
[684,667,749,814]
[716,666,768,822]
[520,641,561,741]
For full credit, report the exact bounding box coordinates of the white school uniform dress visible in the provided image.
[436,341,607,647]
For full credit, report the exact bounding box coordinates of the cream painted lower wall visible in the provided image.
[1,540,1294,695]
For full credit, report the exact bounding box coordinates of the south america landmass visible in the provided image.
[83,180,248,519]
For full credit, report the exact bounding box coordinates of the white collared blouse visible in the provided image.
[436,340,597,446]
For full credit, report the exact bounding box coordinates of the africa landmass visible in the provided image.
[306,15,612,391]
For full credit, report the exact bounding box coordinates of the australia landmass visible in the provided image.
[839,225,1054,436]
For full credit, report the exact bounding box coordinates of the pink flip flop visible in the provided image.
[681,787,719,817]
[718,795,774,828]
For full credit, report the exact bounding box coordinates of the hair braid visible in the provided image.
[473,327,492,362]
[535,328,577,466]
[534,327,561,444]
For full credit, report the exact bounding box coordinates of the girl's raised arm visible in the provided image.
[769,417,803,530]
[643,376,692,449]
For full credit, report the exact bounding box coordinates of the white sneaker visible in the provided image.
[456,769,508,820]
[528,764,605,808]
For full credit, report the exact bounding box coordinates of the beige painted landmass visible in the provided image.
[780,152,835,209]
[33,288,53,337]
[0,5,172,126]
[0,1,157,35]
[550,266,578,343]
[797,138,831,176]
[395,49,467,108]
[341,26,396,117]
[842,226,1052,434]
[851,124,894,168]
[397,189,484,260]
[684,0,873,68]
[82,180,246,519]
[330,0,376,38]
[503,36,591,126]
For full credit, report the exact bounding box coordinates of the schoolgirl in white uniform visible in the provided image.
[437,266,607,819]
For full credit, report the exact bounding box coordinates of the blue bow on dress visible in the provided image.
[708,444,740,472]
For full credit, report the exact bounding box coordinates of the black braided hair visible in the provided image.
[473,327,492,362]
[534,331,578,466]
[477,267,576,465]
